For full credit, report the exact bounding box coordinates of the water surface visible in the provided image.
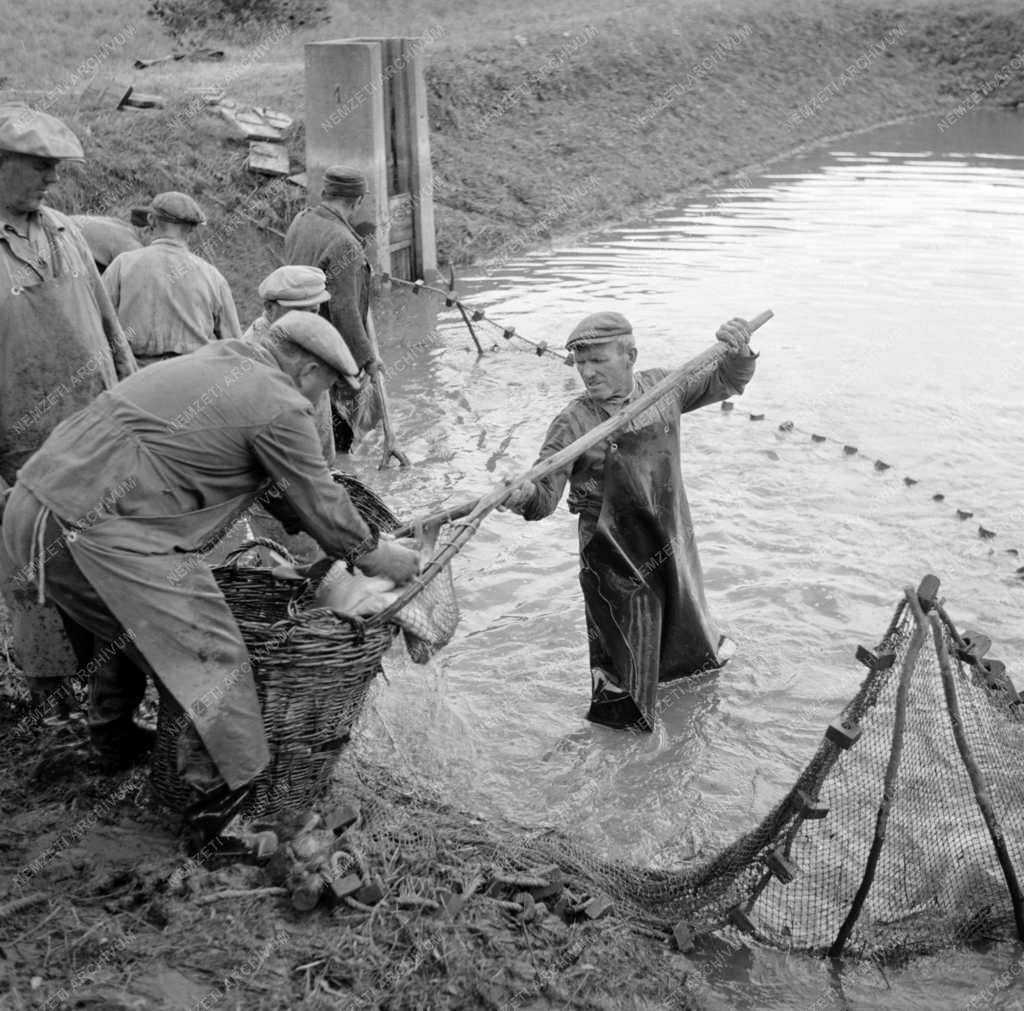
[347,109,1024,1010]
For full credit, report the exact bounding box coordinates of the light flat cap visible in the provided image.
[0,103,84,160]
[149,191,206,225]
[565,311,633,350]
[258,265,330,309]
[322,165,367,198]
[270,310,360,387]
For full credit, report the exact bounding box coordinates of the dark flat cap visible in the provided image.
[149,191,206,226]
[0,103,84,159]
[322,165,367,198]
[565,311,634,350]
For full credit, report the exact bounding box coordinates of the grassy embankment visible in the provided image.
[1,1,1024,1009]
[2,0,1024,320]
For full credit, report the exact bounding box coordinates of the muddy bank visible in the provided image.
[425,0,1024,262]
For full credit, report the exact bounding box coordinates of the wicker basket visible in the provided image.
[150,474,403,820]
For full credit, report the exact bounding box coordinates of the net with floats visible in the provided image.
[484,575,1024,959]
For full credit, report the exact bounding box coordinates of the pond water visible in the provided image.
[347,108,1024,1009]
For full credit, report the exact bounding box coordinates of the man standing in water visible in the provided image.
[284,166,392,455]
[502,311,756,730]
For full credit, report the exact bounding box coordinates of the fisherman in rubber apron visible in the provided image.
[0,312,420,851]
[283,166,385,454]
[503,311,756,730]
[0,104,138,718]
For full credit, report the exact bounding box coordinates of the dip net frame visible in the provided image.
[485,575,1024,959]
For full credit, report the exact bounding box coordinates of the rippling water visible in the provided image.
[346,109,1024,1009]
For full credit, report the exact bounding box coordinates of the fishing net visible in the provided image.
[451,575,1024,960]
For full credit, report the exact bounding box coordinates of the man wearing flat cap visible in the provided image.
[103,190,242,365]
[284,166,387,453]
[0,103,137,718]
[242,265,360,554]
[0,311,419,850]
[503,311,756,731]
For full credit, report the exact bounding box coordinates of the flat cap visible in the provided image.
[322,165,367,198]
[0,103,84,160]
[270,311,360,386]
[149,191,206,226]
[258,265,331,309]
[565,311,634,350]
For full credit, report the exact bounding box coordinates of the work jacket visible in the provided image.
[16,340,375,787]
[283,206,374,368]
[103,237,242,357]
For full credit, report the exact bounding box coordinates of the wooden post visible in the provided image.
[305,37,437,283]
[304,40,391,275]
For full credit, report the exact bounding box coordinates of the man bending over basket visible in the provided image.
[0,311,420,852]
[502,311,756,731]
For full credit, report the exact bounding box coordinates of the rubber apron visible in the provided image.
[578,413,721,729]
[0,217,122,684]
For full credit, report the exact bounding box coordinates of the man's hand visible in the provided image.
[715,318,753,357]
[354,538,420,584]
[364,358,386,377]
[497,479,536,515]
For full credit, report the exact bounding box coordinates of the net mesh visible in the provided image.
[376,579,1023,960]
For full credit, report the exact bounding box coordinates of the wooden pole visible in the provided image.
[377,309,773,616]
[931,611,1024,941]
[829,586,926,958]
[393,310,773,537]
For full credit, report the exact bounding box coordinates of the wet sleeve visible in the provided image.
[519,409,580,521]
[251,405,376,559]
[323,238,374,368]
[675,349,757,414]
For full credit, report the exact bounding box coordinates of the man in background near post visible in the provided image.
[284,166,385,453]
[502,311,756,731]
[0,103,137,718]
[103,190,241,366]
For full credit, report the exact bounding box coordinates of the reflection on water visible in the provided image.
[344,109,1024,1009]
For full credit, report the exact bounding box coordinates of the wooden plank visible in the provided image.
[253,106,294,132]
[404,38,437,278]
[79,76,133,111]
[120,91,167,110]
[219,106,283,142]
[247,141,290,177]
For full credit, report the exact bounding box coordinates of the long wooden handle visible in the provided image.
[394,310,773,536]
[373,371,411,469]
